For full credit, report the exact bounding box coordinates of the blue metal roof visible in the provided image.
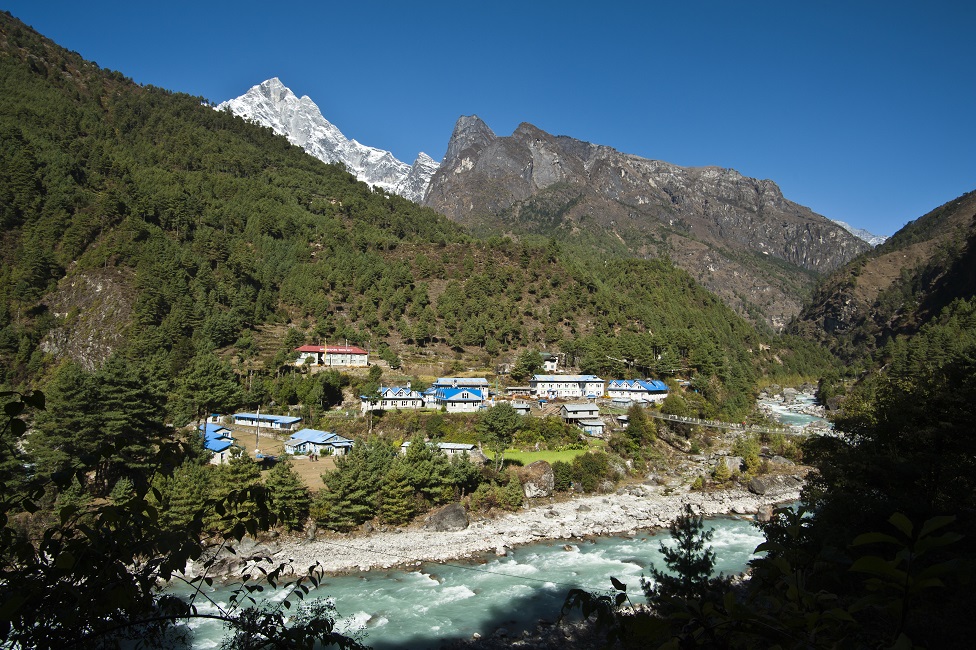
[199,422,232,435]
[288,428,353,446]
[234,413,303,425]
[204,438,233,452]
[608,379,668,392]
[434,387,484,402]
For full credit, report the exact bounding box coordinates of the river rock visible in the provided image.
[748,474,796,496]
[518,460,554,498]
[423,502,469,532]
[719,456,744,473]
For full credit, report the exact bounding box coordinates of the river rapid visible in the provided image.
[181,515,765,649]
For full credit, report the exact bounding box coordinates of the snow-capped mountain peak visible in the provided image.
[217,78,438,202]
[831,220,888,247]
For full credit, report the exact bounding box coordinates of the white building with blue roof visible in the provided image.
[431,387,486,413]
[284,429,353,456]
[361,385,427,413]
[530,374,605,399]
[199,422,236,465]
[233,413,303,431]
[606,379,669,404]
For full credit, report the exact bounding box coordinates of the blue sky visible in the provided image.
[6,1,975,237]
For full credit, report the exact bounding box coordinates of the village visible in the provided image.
[200,343,677,475]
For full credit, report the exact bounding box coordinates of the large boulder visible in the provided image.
[518,460,555,498]
[423,502,469,532]
[748,474,802,496]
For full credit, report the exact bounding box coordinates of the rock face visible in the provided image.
[518,461,555,498]
[425,117,870,328]
[423,502,469,532]
[218,78,437,202]
[39,268,135,370]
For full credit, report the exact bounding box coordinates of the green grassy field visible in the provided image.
[493,439,605,466]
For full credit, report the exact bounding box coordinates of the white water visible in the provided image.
[758,392,832,430]
[178,516,764,648]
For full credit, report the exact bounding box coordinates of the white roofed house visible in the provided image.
[541,352,559,372]
[361,385,426,414]
[431,377,491,392]
[530,375,605,399]
[606,379,670,404]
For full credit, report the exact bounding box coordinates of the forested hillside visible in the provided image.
[0,11,831,423]
[790,189,976,365]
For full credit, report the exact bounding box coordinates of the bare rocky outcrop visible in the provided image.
[425,117,870,328]
[39,267,134,371]
[518,460,555,498]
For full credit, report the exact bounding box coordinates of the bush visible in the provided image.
[571,451,612,493]
[552,460,573,491]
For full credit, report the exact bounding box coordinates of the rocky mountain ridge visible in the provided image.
[424,116,871,329]
[217,78,437,202]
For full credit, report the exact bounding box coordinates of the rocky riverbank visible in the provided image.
[195,476,804,580]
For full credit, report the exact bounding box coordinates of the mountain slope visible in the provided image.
[0,11,834,420]
[790,189,976,361]
[217,78,437,202]
[424,116,870,329]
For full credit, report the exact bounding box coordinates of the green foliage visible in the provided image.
[476,403,522,471]
[312,439,395,531]
[0,386,361,649]
[510,349,543,382]
[807,298,976,546]
[379,460,415,525]
[265,458,311,530]
[570,450,613,493]
[551,460,573,492]
[642,505,723,610]
[400,435,453,506]
[467,471,524,512]
[711,458,733,484]
[731,433,762,476]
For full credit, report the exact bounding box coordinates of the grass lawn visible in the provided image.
[495,439,605,466]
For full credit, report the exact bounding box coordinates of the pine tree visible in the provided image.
[265,458,311,530]
[642,505,720,611]
[379,461,415,525]
[401,435,452,506]
[313,449,376,531]
[208,451,262,534]
[155,462,211,531]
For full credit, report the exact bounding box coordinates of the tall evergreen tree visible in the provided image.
[379,461,415,526]
[265,458,311,530]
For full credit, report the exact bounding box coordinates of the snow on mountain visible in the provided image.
[831,220,888,247]
[217,78,438,203]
